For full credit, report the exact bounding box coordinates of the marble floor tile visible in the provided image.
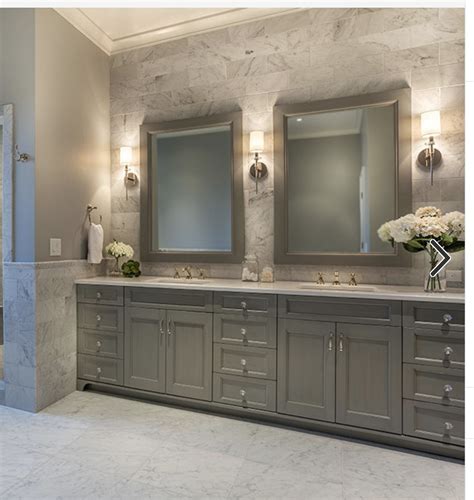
[0,391,465,499]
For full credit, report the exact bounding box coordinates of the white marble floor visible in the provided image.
[0,391,464,500]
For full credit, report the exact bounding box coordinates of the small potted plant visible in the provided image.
[105,239,134,276]
[378,207,464,292]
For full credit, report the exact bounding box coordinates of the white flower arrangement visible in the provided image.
[105,240,134,259]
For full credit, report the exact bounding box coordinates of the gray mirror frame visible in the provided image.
[140,112,244,263]
[274,88,412,267]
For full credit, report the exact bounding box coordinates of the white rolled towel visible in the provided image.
[88,223,104,264]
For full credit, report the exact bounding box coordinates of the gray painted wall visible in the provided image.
[0,9,36,262]
[287,134,361,253]
[34,9,111,261]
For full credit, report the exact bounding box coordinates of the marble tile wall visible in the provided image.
[3,260,105,411]
[109,8,464,285]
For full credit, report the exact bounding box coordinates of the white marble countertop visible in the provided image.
[75,276,465,303]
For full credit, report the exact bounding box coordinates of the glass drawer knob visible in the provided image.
[241,301,247,310]
[444,384,453,394]
[240,389,246,398]
[96,292,102,299]
[96,314,102,322]
[444,346,454,357]
[443,313,453,324]
[241,328,247,336]
[97,367,102,375]
[96,340,102,349]
[445,422,453,432]
[241,359,247,367]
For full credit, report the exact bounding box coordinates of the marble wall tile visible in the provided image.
[109,8,464,285]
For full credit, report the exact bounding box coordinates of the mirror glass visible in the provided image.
[150,125,232,252]
[286,104,396,254]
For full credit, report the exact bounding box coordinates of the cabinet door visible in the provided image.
[124,307,166,393]
[336,323,402,433]
[277,319,336,421]
[166,310,212,401]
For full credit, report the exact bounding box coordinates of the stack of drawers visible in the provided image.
[402,301,465,447]
[77,285,124,386]
[212,292,277,411]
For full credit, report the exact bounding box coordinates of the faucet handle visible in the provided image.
[198,268,206,280]
[316,272,325,285]
[174,267,180,279]
[349,273,358,286]
[333,271,340,286]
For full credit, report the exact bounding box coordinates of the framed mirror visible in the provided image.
[274,88,412,266]
[140,112,244,262]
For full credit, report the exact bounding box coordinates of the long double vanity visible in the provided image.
[75,278,464,459]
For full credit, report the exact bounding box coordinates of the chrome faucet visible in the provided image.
[182,266,193,279]
[316,272,325,285]
[349,273,358,286]
[333,271,341,286]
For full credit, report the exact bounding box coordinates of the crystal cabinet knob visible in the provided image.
[241,301,247,310]
[444,346,454,357]
[240,389,246,398]
[96,314,102,322]
[96,340,102,349]
[96,367,102,375]
[444,384,453,394]
[96,292,102,300]
[445,422,454,432]
[443,313,453,324]
[241,359,247,367]
[241,328,247,336]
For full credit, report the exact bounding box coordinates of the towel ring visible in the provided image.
[87,204,102,224]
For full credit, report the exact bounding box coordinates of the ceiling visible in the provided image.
[55,8,296,55]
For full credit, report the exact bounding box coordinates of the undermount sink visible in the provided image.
[299,284,378,292]
[145,277,210,284]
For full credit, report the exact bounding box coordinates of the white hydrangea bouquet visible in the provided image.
[105,239,134,276]
[378,207,464,292]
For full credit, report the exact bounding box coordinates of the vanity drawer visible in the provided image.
[213,344,276,380]
[77,304,124,333]
[403,364,464,407]
[77,285,124,306]
[403,302,464,331]
[78,329,124,359]
[214,314,277,348]
[77,354,123,386]
[213,373,276,411]
[125,287,212,312]
[214,292,276,317]
[403,400,464,446]
[278,295,401,326]
[403,328,464,369]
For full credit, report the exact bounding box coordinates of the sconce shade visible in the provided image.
[249,131,265,153]
[420,111,441,138]
[120,146,133,165]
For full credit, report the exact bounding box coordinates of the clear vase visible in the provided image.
[424,247,447,293]
[110,257,121,277]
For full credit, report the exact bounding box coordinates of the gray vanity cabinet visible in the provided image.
[277,319,336,421]
[336,324,402,433]
[124,307,166,393]
[166,310,212,401]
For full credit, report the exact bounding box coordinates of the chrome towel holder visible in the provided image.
[87,204,102,224]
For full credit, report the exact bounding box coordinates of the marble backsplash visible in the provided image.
[109,8,465,286]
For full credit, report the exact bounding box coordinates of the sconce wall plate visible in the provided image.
[417,147,442,169]
[249,161,268,181]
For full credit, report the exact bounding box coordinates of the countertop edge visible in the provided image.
[74,277,465,304]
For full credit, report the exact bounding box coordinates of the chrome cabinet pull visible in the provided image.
[444,421,454,432]
[96,340,102,350]
[96,292,102,300]
[338,334,344,352]
[241,301,247,310]
[241,359,247,368]
[443,313,453,324]
[159,319,165,335]
[328,333,334,351]
[444,346,454,357]
[443,384,453,395]
[241,328,247,337]
[240,389,246,399]
[167,319,172,335]
[96,314,102,322]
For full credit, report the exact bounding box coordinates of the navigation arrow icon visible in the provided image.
[429,239,452,278]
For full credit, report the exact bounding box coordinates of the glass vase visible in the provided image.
[424,247,447,293]
[110,257,122,277]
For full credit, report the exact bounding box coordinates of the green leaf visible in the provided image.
[404,239,426,250]
[402,242,424,253]
[445,241,465,253]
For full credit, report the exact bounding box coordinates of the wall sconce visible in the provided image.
[249,131,268,193]
[120,146,138,200]
[417,110,442,186]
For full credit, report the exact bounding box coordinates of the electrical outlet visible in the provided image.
[50,238,62,257]
[446,270,463,283]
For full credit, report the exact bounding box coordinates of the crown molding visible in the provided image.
[55,8,298,56]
